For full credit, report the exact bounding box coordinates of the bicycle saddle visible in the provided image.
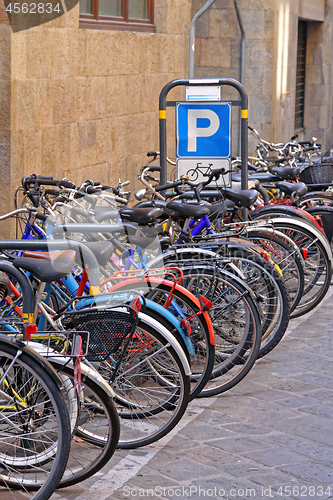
[270,166,300,179]
[165,201,210,219]
[221,188,258,208]
[119,207,162,224]
[13,250,76,283]
[275,181,308,198]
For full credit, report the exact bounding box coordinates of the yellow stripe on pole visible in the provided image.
[89,286,100,295]
[23,313,34,323]
[241,109,248,119]
[159,110,166,119]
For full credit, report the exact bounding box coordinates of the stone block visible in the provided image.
[56,123,71,171]
[50,28,71,78]
[210,9,238,39]
[41,126,57,174]
[212,0,234,9]
[53,78,74,124]
[249,39,274,67]
[154,0,167,34]
[25,128,42,171]
[76,120,97,167]
[35,79,53,127]
[72,77,92,122]
[70,29,87,78]
[161,35,175,74]
[137,34,151,74]
[243,10,265,40]
[0,79,10,130]
[148,34,162,74]
[91,76,107,120]
[110,32,127,76]
[200,37,231,67]
[0,25,11,82]
[106,75,124,117]
[26,28,52,79]
[11,31,27,80]
[65,2,79,29]
[0,130,10,184]
[16,79,35,130]
[86,31,111,77]
[0,0,10,24]
[10,129,25,185]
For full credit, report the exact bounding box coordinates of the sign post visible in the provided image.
[159,78,248,193]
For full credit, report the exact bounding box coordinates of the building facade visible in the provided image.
[0,0,332,226]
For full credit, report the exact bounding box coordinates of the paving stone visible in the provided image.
[221,422,271,435]
[191,410,242,426]
[182,445,238,467]
[206,437,268,453]
[299,404,333,419]
[293,444,333,464]
[160,459,220,481]
[274,396,320,408]
[178,424,233,441]
[268,378,319,393]
[292,373,333,387]
[244,447,309,467]
[278,462,333,483]
[250,469,299,487]
[259,433,310,449]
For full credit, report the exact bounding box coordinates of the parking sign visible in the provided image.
[176,102,231,186]
[176,102,231,158]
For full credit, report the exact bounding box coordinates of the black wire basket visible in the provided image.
[63,307,138,362]
[299,161,333,184]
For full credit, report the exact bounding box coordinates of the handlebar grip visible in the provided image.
[248,126,254,131]
[147,167,161,172]
[36,175,54,180]
[59,179,76,189]
[147,151,159,157]
[35,212,48,222]
[86,186,101,194]
[155,181,180,192]
[303,146,316,152]
[100,185,119,195]
[298,141,312,146]
[44,188,60,196]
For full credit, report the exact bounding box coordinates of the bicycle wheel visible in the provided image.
[0,339,70,499]
[245,229,304,313]
[265,219,332,318]
[226,250,290,358]
[48,362,120,489]
[176,265,261,397]
[106,318,190,449]
[107,278,214,400]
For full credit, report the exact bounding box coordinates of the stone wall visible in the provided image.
[193,0,333,153]
[9,0,192,203]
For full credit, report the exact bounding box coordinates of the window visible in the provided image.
[295,20,307,130]
[79,0,155,31]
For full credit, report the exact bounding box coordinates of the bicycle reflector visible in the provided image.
[24,323,37,341]
[302,248,308,260]
[198,294,213,312]
[180,318,192,337]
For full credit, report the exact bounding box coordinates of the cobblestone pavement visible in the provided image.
[54,288,333,500]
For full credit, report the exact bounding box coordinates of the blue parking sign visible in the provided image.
[176,102,231,158]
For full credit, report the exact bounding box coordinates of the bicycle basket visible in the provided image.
[299,161,333,184]
[63,307,138,362]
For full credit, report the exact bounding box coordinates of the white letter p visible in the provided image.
[187,109,220,152]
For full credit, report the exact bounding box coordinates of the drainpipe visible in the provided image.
[233,0,246,155]
[189,0,216,79]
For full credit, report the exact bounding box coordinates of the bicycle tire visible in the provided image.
[172,265,261,397]
[0,340,70,499]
